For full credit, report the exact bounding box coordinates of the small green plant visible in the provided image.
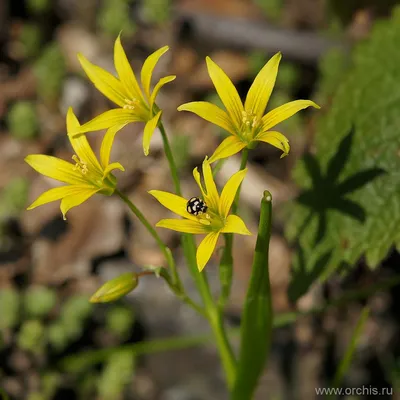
[34,43,66,103]
[27,0,51,14]
[106,306,135,340]
[17,319,46,354]
[7,102,39,140]
[98,0,136,38]
[97,351,136,399]
[0,288,21,330]
[24,287,57,319]
[141,0,171,25]
[19,24,43,59]
[0,177,29,218]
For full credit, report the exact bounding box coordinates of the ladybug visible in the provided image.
[186,197,207,216]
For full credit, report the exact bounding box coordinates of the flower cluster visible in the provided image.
[26,35,319,271]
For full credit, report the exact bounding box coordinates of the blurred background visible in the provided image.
[1,0,400,399]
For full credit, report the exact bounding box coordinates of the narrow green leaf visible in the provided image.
[232,190,273,399]
[332,306,370,388]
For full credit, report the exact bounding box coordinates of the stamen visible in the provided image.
[123,98,138,110]
[72,155,88,175]
[240,111,259,139]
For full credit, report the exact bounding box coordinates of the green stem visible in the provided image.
[158,120,236,388]
[219,148,249,308]
[232,148,249,215]
[61,274,400,374]
[332,307,370,389]
[115,189,203,315]
[158,122,181,195]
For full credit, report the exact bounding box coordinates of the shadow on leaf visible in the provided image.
[288,247,333,303]
[296,127,385,244]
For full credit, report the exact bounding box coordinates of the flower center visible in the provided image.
[240,111,259,141]
[197,210,225,231]
[123,98,139,110]
[72,155,88,175]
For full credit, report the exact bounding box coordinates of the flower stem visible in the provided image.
[158,122,181,195]
[219,148,249,308]
[232,148,249,214]
[115,189,203,315]
[158,120,237,389]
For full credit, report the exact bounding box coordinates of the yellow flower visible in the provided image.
[178,53,320,162]
[149,158,251,271]
[25,108,124,220]
[73,35,175,156]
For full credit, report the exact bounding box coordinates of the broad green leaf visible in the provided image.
[285,8,400,294]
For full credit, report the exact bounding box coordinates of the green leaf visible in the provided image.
[332,307,370,388]
[286,8,400,290]
[232,191,273,400]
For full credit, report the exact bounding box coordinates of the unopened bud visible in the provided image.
[90,273,139,303]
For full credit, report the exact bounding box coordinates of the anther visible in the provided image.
[72,155,88,175]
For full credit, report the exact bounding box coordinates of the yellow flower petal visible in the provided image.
[220,214,251,235]
[60,187,99,220]
[177,101,236,136]
[25,155,86,185]
[156,219,207,234]
[206,57,244,128]
[202,158,220,212]
[77,53,127,107]
[77,109,141,136]
[219,168,247,218]
[103,162,125,179]
[100,124,127,168]
[27,185,87,210]
[114,34,144,102]
[196,231,220,271]
[260,100,320,132]
[208,136,247,163]
[141,46,169,100]
[143,111,162,156]
[255,130,290,157]
[149,75,176,110]
[66,108,102,174]
[244,52,281,119]
[193,166,206,199]
[148,190,198,221]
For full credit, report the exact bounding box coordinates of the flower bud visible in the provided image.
[90,273,139,303]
